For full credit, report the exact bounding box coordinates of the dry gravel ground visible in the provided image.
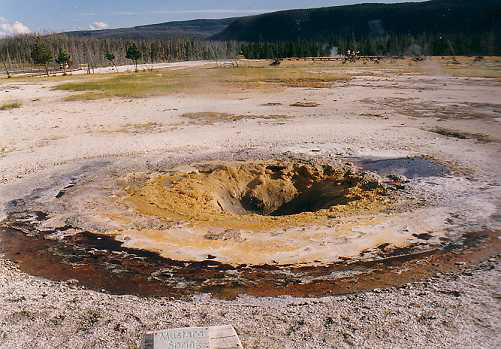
[0,59,501,348]
[0,257,500,349]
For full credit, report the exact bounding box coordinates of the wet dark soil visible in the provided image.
[356,157,450,179]
[1,208,499,300]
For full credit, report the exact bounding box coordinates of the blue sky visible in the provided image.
[0,0,425,34]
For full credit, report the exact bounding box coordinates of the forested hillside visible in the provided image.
[66,18,235,40]
[215,0,500,41]
[1,0,500,71]
[216,0,501,56]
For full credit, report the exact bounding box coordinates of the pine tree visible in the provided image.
[126,43,142,72]
[31,37,53,76]
[104,52,117,71]
[55,49,70,75]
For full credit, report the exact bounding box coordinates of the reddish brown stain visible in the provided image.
[1,227,499,300]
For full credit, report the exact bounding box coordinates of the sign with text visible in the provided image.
[142,325,243,349]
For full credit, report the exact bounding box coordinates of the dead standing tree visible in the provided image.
[2,62,11,78]
[2,48,12,78]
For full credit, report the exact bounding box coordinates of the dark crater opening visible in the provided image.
[209,162,381,217]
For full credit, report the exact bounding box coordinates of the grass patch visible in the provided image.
[429,127,492,143]
[55,66,352,101]
[290,101,320,107]
[223,66,350,89]
[181,112,291,125]
[63,92,107,101]
[0,101,21,110]
[57,73,178,99]
[0,147,8,157]
[273,56,501,79]
[97,122,164,134]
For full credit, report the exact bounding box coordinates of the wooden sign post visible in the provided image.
[142,325,243,349]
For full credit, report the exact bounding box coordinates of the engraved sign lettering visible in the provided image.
[142,325,243,349]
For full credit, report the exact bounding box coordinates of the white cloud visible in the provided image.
[149,9,276,14]
[0,17,32,37]
[113,9,276,16]
[89,21,109,30]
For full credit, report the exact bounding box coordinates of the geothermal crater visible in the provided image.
[1,158,496,299]
[71,160,395,268]
[122,161,387,230]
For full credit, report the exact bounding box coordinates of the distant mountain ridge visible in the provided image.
[65,18,236,39]
[3,0,498,66]
[64,0,500,45]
